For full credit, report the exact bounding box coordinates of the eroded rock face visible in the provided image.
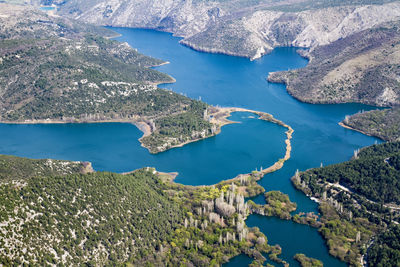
[63,0,217,36]
[55,0,400,59]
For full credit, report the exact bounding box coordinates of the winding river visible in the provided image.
[0,27,381,266]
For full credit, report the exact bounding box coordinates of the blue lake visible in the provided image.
[0,27,381,266]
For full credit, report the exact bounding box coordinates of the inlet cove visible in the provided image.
[0,28,380,266]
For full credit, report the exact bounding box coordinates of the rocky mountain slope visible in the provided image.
[33,0,400,60]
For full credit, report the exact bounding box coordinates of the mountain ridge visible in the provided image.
[31,0,400,60]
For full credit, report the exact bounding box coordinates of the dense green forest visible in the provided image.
[0,154,288,266]
[367,224,400,266]
[293,141,400,266]
[298,141,400,204]
[0,160,184,265]
[141,101,215,153]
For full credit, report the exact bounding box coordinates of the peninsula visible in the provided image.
[0,4,216,154]
[2,1,400,266]
[30,0,400,151]
[0,123,295,266]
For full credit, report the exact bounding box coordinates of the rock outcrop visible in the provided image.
[50,0,400,59]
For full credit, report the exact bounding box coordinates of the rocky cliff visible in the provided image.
[47,0,400,60]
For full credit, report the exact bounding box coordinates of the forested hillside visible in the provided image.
[0,156,184,265]
[299,141,400,204]
[0,154,287,266]
[367,224,400,266]
[293,141,400,266]
[0,4,216,153]
[0,154,92,182]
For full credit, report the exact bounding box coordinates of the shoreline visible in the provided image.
[338,122,381,140]
[153,61,170,67]
[107,26,312,62]
[218,113,293,189]
[125,106,294,191]
[134,121,152,138]
[0,118,137,125]
[105,33,123,39]
[146,106,291,154]
[179,39,268,61]
[153,76,176,86]
[0,106,292,157]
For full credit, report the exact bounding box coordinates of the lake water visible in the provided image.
[0,27,380,266]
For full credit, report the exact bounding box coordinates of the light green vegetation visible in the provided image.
[248,191,297,220]
[163,181,286,266]
[294,253,323,267]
